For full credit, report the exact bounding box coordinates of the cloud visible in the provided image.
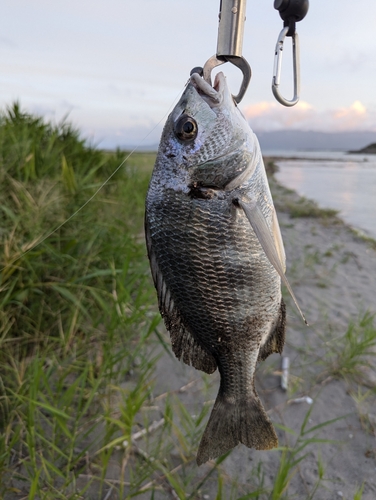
[242,100,376,132]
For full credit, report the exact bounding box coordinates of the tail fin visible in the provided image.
[196,390,278,465]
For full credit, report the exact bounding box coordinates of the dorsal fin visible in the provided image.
[145,216,218,373]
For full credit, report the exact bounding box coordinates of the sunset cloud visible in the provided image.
[332,101,368,130]
[242,100,376,132]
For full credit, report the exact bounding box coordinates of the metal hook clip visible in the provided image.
[201,0,251,104]
[272,26,300,107]
[203,54,251,104]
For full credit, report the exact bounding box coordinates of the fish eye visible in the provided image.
[174,114,198,142]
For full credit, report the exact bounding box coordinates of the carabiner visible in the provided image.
[272,26,300,107]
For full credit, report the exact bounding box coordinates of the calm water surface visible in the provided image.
[272,151,376,238]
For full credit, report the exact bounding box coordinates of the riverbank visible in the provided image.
[273,153,376,240]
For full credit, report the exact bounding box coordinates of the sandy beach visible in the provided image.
[147,163,376,499]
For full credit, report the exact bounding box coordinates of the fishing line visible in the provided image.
[1,83,188,273]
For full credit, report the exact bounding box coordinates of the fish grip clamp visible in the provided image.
[195,0,252,104]
[272,0,309,107]
[201,55,251,105]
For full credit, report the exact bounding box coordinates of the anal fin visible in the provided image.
[258,299,286,362]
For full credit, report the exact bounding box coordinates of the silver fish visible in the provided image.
[145,72,303,465]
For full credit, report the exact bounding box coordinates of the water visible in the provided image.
[272,151,376,238]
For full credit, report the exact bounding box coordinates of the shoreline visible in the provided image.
[263,151,376,162]
[268,154,371,163]
[270,154,376,243]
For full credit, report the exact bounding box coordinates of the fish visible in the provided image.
[145,71,304,465]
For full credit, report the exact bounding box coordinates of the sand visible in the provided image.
[149,171,376,499]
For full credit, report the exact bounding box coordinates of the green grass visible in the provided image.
[271,406,340,500]
[0,104,247,498]
[322,313,376,383]
[349,226,376,251]
[0,105,369,499]
[0,103,166,497]
[279,193,339,220]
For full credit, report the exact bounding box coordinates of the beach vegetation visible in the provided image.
[349,227,376,251]
[321,313,376,383]
[264,159,279,178]
[267,173,339,220]
[353,483,365,500]
[285,197,339,219]
[271,405,341,500]
[0,104,251,498]
[350,387,376,437]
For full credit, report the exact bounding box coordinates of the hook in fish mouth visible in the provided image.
[190,72,226,106]
[201,55,252,104]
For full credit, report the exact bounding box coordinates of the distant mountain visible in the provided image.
[349,142,376,154]
[254,130,376,151]
[110,130,376,153]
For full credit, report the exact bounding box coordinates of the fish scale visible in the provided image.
[145,72,287,464]
[148,191,279,343]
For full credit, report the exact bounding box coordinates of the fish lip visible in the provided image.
[190,72,224,106]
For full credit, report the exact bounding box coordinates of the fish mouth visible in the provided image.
[190,72,225,107]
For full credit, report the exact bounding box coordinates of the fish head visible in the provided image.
[156,72,257,191]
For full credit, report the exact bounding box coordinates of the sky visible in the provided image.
[1,0,376,148]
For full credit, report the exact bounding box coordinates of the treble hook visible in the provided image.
[202,0,251,104]
[272,26,300,107]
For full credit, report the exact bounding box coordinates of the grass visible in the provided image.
[0,104,251,498]
[271,406,341,500]
[0,103,166,497]
[348,227,376,251]
[0,105,371,499]
[280,192,339,219]
[322,313,376,383]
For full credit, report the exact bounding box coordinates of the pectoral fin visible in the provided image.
[237,197,308,325]
[272,209,286,274]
